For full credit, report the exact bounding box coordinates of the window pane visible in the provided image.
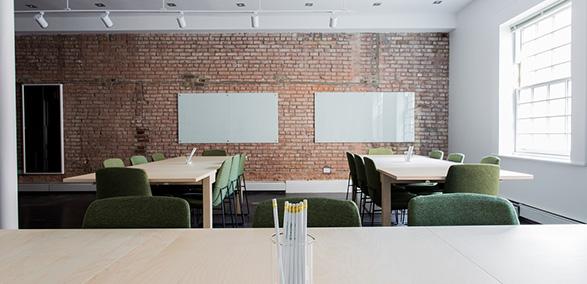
[548,98,566,116]
[534,85,548,100]
[549,82,566,99]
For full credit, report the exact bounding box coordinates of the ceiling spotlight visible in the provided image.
[432,0,443,4]
[305,2,314,7]
[177,11,186,29]
[236,3,246,7]
[34,12,48,29]
[25,4,38,9]
[373,2,382,6]
[94,3,106,8]
[251,13,259,28]
[100,11,114,28]
[329,13,338,28]
[166,2,177,7]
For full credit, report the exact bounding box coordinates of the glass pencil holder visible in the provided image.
[271,233,315,284]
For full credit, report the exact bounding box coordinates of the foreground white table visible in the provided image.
[365,155,534,226]
[63,156,229,228]
[0,225,585,283]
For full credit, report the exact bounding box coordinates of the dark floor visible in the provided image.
[18,191,528,229]
[18,191,355,229]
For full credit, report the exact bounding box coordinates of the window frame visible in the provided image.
[510,0,572,160]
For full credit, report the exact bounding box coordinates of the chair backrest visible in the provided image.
[103,158,125,168]
[345,152,359,186]
[368,147,394,155]
[444,164,500,195]
[227,155,240,194]
[237,154,246,176]
[480,155,501,165]
[212,158,232,206]
[253,198,361,228]
[130,155,149,166]
[353,154,368,190]
[447,153,465,163]
[96,168,152,199]
[363,157,382,206]
[83,196,191,228]
[429,150,444,160]
[151,153,166,162]
[202,149,227,156]
[408,193,519,226]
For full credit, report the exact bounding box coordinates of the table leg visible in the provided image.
[202,176,213,229]
[380,173,393,227]
[235,188,242,214]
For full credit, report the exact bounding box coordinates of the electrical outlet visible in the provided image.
[322,166,332,174]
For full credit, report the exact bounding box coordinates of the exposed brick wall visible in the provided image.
[15,33,449,183]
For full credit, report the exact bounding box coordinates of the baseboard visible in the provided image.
[19,183,96,192]
[512,201,583,224]
[285,180,348,194]
[245,181,286,192]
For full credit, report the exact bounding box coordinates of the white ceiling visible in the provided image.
[13,0,474,33]
[15,0,472,13]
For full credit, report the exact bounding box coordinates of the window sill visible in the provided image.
[499,153,585,166]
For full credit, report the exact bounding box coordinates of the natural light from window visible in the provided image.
[512,0,572,158]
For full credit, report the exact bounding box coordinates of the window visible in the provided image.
[512,0,572,158]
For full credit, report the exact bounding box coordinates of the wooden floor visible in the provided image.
[18,191,530,228]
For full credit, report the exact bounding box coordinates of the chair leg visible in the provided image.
[227,195,236,228]
[220,201,227,228]
[360,192,367,222]
[346,173,351,200]
[241,174,250,216]
[370,202,375,226]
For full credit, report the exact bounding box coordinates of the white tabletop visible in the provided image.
[63,156,228,184]
[365,155,534,182]
[0,225,585,283]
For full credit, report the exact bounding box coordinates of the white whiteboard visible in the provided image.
[178,93,278,143]
[314,92,415,143]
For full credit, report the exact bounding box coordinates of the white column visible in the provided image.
[0,0,19,229]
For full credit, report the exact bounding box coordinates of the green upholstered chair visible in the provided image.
[103,158,125,168]
[253,198,361,228]
[443,164,500,196]
[345,152,360,201]
[95,168,152,199]
[130,155,149,166]
[429,150,444,160]
[82,196,191,228]
[408,193,519,226]
[181,158,233,227]
[202,149,227,156]
[480,155,501,165]
[368,147,394,155]
[363,157,416,225]
[447,153,466,163]
[151,153,166,162]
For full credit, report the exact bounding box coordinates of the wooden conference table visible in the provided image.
[1,225,585,283]
[364,155,534,227]
[63,156,229,228]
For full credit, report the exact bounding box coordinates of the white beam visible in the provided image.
[0,0,19,229]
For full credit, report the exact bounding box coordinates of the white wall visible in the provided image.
[449,0,587,222]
